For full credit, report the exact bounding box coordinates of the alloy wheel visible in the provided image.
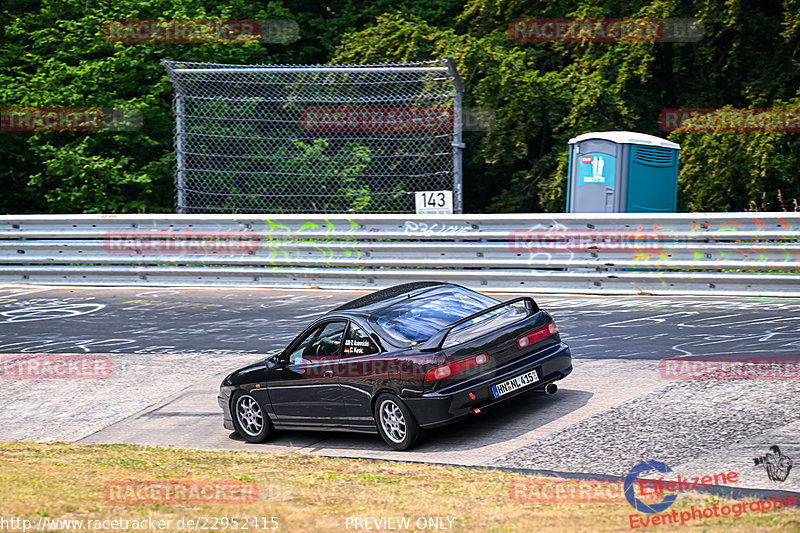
[379,399,407,443]
[236,395,264,437]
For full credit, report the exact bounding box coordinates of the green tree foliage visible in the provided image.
[0,0,299,214]
[335,0,800,212]
[1,0,799,214]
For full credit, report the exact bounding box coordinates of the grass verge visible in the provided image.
[0,441,798,532]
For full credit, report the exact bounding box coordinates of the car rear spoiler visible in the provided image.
[418,296,539,351]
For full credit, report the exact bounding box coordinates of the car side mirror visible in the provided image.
[266,354,282,370]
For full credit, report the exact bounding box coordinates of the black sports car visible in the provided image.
[218,282,573,450]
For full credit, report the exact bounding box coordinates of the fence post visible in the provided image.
[175,94,186,214]
[446,58,465,214]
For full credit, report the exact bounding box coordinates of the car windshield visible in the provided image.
[374,286,521,347]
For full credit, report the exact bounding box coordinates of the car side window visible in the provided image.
[311,321,346,357]
[288,321,347,365]
[343,323,380,356]
[287,326,321,365]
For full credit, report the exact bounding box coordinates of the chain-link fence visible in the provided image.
[162,59,463,214]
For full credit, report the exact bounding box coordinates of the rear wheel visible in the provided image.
[374,393,421,450]
[231,391,274,443]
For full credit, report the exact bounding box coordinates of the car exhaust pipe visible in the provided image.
[543,383,557,395]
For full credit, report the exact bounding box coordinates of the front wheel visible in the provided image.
[231,391,275,443]
[374,393,422,450]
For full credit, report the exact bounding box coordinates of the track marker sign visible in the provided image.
[415,191,453,214]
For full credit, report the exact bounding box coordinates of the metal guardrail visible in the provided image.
[1,213,800,295]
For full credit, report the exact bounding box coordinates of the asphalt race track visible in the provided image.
[1,285,799,494]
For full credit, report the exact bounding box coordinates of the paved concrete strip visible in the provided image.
[78,371,331,452]
[0,352,263,442]
[78,358,666,466]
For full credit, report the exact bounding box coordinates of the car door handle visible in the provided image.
[323,370,334,378]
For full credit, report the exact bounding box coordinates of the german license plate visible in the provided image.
[491,369,539,398]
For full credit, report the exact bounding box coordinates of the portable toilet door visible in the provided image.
[567,134,621,212]
[624,139,681,212]
[567,131,680,213]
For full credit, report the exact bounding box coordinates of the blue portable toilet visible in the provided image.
[566,131,680,213]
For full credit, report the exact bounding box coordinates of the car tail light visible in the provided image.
[517,322,559,349]
[424,353,489,382]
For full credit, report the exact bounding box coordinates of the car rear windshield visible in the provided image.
[374,286,523,347]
